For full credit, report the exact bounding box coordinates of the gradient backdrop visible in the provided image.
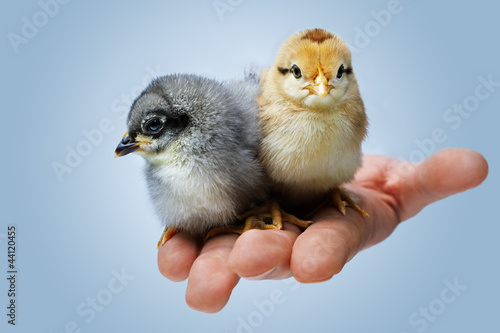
[1,0,498,332]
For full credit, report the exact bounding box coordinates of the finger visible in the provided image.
[291,207,369,283]
[185,234,240,313]
[397,148,488,220]
[228,223,301,280]
[157,232,202,282]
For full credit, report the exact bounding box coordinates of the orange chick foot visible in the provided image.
[157,227,177,248]
[331,188,369,217]
[205,200,312,240]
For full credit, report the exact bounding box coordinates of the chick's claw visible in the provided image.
[239,200,314,230]
[281,210,314,228]
[243,200,313,230]
[205,215,279,241]
[205,200,312,240]
[236,200,283,228]
[332,188,369,217]
[157,227,177,248]
[204,223,246,240]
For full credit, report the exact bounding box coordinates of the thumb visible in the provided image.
[398,148,488,221]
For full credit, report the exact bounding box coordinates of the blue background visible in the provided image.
[1,0,498,332]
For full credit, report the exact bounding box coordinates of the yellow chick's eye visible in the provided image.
[291,64,302,79]
[336,64,345,79]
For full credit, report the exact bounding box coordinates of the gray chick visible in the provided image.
[114,74,268,246]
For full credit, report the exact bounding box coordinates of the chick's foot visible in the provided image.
[157,227,177,248]
[331,187,369,217]
[205,200,312,240]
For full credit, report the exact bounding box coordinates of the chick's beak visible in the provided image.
[306,66,333,98]
[114,132,142,158]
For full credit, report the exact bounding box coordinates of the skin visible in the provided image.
[157,148,488,313]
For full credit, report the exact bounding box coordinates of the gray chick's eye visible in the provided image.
[291,65,302,79]
[336,64,344,79]
[144,118,164,134]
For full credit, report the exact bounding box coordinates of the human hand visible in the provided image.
[157,148,488,313]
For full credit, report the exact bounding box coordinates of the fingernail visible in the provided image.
[244,267,277,280]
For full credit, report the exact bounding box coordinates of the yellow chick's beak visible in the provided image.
[114,132,144,158]
[306,66,333,98]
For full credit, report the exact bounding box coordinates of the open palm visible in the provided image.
[157,148,488,313]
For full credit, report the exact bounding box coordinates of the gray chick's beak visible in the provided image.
[114,133,141,158]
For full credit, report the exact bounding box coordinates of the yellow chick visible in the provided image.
[258,28,369,216]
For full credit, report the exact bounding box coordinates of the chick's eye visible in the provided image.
[291,65,302,79]
[336,64,344,79]
[144,118,164,133]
